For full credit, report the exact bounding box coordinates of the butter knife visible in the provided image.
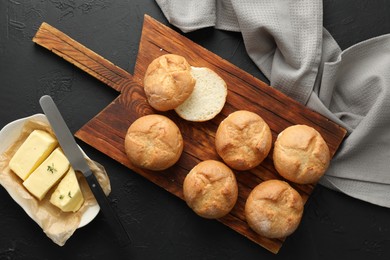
[39,95,131,247]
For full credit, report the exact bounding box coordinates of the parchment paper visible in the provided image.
[0,119,111,246]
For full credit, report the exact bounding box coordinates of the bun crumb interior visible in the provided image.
[175,67,227,122]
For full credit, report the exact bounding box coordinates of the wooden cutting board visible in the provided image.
[33,15,347,254]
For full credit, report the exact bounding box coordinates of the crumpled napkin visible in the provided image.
[156,0,390,208]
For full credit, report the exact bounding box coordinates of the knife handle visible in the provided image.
[85,170,131,247]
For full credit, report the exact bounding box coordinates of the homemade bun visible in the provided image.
[215,110,272,171]
[124,114,183,170]
[144,54,196,111]
[183,160,238,219]
[273,124,330,184]
[245,180,304,238]
[174,67,227,122]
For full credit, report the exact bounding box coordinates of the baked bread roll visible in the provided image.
[174,67,227,122]
[273,124,330,184]
[215,110,272,171]
[183,160,238,219]
[245,180,303,238]
[124,114,183,171]
[144,54,196,111]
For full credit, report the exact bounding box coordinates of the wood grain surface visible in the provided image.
[33,15,347,254]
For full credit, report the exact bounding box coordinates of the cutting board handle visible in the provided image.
[33,22,133,93]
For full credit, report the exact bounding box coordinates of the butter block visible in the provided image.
[50,167,84,212]
[9,129,58,180]
[23,147,70,200]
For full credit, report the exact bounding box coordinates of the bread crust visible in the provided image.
[273,124,330,184]
[124,114,183,170]
[183,160,238,219]
[144,54,195,111]
[245,180,303,238]
[215,110,272,171]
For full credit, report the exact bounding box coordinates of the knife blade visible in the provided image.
[39,95,131,247]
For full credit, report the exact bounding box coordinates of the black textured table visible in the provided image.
[1,1,390,259]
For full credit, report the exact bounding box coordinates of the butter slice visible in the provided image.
[23,147,70,200]
[50,167,84,212]
[9,129,58,180]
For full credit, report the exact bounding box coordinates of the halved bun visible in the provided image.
[144,54,196,111]
[174,67,227,122]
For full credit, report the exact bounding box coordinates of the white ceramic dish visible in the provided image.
[0,113,99,228]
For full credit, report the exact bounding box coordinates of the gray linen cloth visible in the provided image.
[156,0,390,208]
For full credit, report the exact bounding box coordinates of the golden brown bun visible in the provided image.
[144,54,196,111]
[124,114,183,171]
[245,180,303,238]
[183,160,238,219]
[273,124,330,184]
[215,110,272,171]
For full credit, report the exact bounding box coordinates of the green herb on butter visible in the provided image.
[47,163,57,174]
